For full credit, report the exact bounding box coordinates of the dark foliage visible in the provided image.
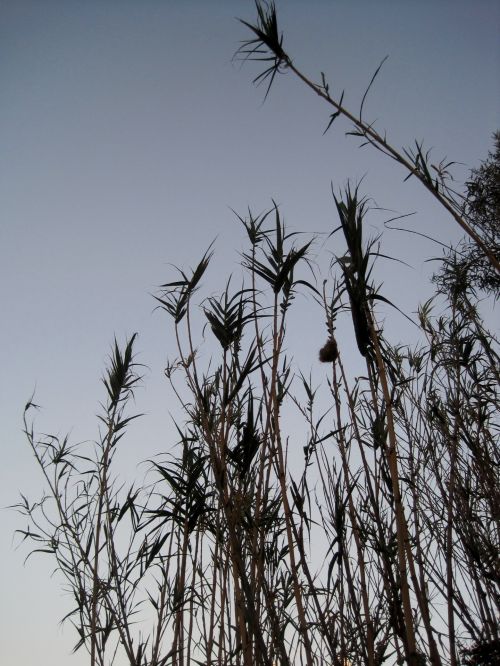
[436,132,500,297]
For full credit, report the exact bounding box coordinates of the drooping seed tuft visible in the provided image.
[319,337,339,363]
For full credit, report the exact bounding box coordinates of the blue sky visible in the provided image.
[1,1,499,664]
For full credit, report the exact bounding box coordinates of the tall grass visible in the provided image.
[15,3,499,665]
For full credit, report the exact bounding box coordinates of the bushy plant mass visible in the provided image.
[15,3,499,665]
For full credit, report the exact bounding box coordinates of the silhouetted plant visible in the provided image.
[15,4,499,665]
[237,1,500,275]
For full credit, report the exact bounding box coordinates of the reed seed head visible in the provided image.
[319,337,339,363]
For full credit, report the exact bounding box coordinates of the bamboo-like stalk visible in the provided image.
[237,1,500,274]
[287,62,500,274]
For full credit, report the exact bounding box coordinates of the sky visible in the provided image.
[1,1,499,664]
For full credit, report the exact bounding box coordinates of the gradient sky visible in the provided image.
[1,1,499,664]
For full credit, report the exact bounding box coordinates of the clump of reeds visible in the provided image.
[14,4,499,665]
